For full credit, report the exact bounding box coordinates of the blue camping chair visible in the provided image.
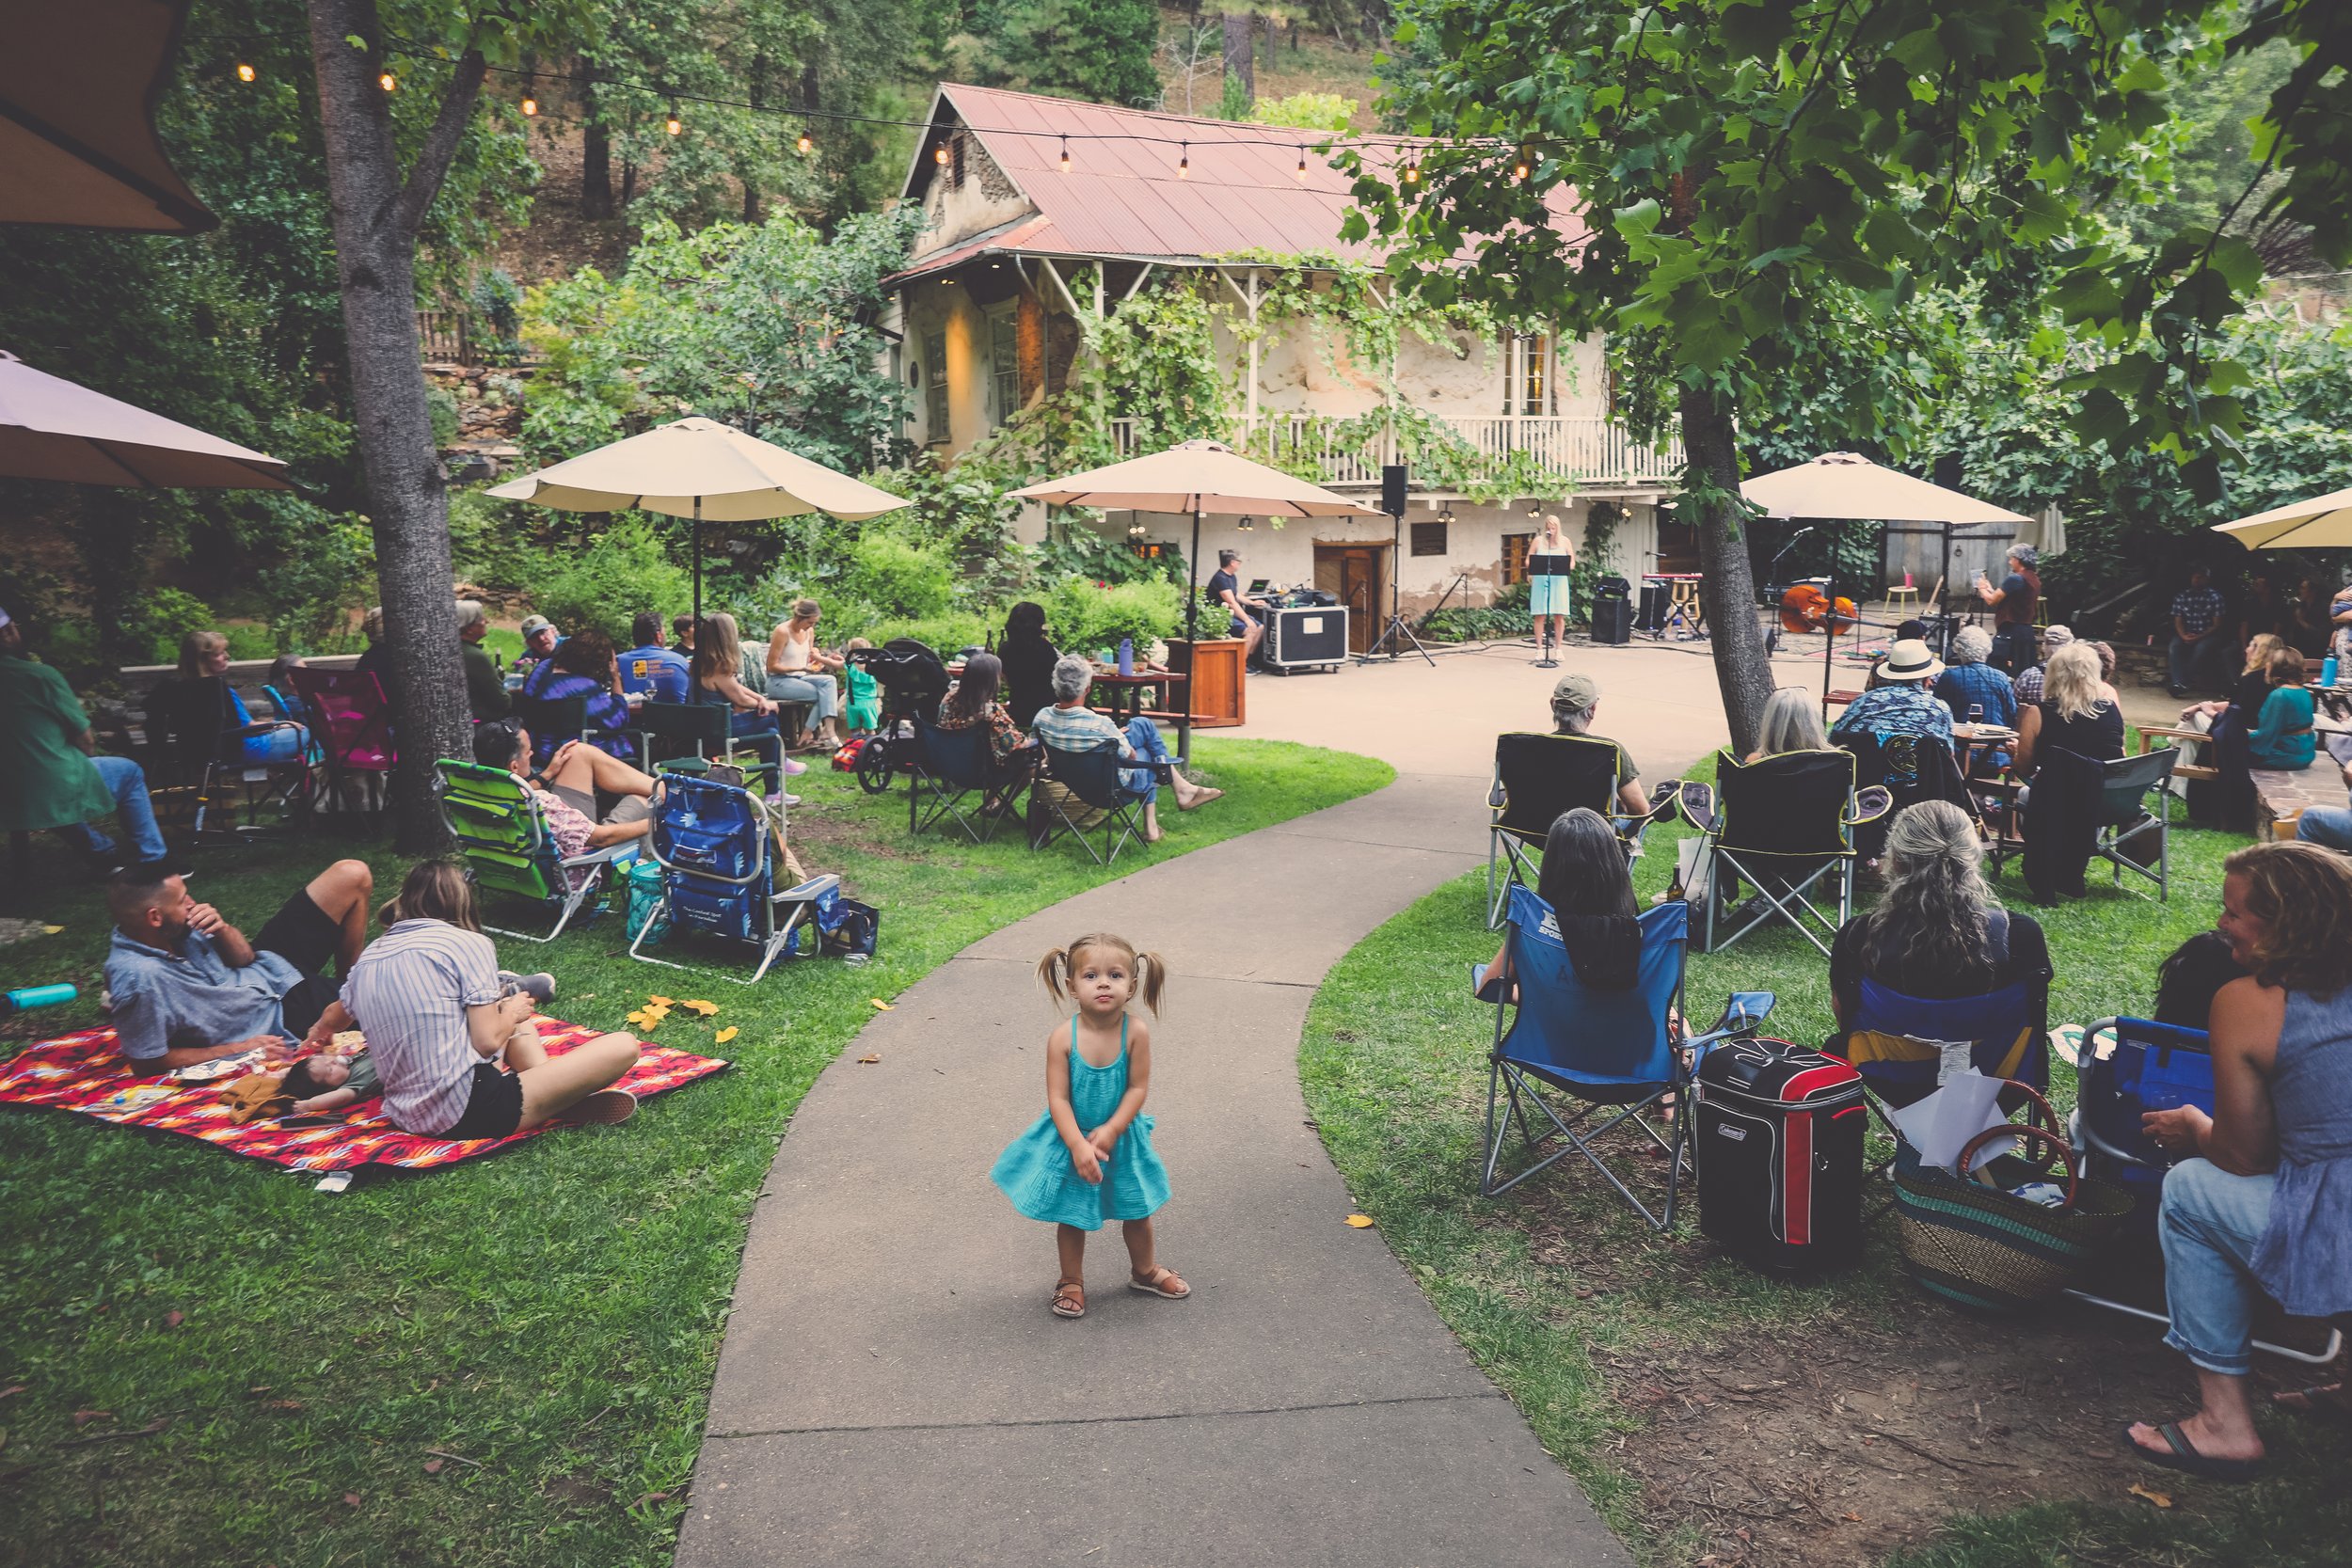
[2065,1017,2342,1366]
[628,772,839,985]
[1476,883,1772,1227]
[1029,736,1167,866]
[907,716,1024,844]
[1835,975,2048,1110]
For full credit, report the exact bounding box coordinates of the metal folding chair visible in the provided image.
[1029,736,1164,867]
[288,665,394,818]
[1485,731,1636,929]
[1701,749,1889,955]
[907,716,1022,844]
[1476,884,1773,1227]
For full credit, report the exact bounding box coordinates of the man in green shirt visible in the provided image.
[0,607,168,866]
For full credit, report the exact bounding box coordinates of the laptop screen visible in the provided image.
[1248,578,1270,595]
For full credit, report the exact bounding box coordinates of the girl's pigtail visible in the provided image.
[1036,946,1069,1006]
[1136,950,1170,1015]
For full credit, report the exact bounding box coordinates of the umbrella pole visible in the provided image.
[1180,505,1202,766]
[692,499,704,630]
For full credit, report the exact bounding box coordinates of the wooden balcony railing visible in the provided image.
[1103,412,1683,489]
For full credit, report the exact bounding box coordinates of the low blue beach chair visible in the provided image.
[2065,1017,2342,1365]
[1475,884,1772,1227]
[628,772,838,985]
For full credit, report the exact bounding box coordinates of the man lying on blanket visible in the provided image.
[103,859,375,1075]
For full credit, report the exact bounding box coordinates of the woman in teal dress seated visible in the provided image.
[2246,644,2315,770]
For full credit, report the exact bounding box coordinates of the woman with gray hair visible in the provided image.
[1745,686,1831,762]
[452,598,510,721]
[1827,799,2051,1030]
[1029,654,1220,842]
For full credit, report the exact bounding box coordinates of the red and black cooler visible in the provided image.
[1694,1037,1866,1273]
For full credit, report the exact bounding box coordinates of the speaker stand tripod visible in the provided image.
[1359,507,1437,667]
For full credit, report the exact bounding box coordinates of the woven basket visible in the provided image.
[1892,1084,2135,1313]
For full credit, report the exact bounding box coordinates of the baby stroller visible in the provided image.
[848,639,950,795]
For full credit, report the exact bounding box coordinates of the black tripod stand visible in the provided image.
[1359,504,1437,666]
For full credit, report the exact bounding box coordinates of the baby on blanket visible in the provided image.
[276,1034,381,1115]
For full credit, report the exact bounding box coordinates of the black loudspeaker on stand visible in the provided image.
[1360,464,1436,667]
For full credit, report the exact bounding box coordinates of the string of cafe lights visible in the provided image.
[195,33,1550,186]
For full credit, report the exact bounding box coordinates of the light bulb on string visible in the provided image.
[1177,141,1189,179]
[796,129,813,155]
[933,140,949,166]
[378,69,397,92]
[1403,157,1420,184]
[1058,135,1071,173]
[519,75,538,117]
[665,102,683,136]
[1295,147,1308,180]
[235,61,256,83]
[1512,150,1532,182]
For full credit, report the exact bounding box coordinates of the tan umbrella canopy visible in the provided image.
[2212,483,2352,550]
[486,416,911,622]
[1014,439,1383,754]
[1741,451,2031,526]
[1,0,217,234]
[0,349,288,488]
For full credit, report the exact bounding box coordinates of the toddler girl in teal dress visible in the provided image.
[991,932,1188,1319]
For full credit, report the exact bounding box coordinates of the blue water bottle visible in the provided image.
[3,983,77,1014]
[2326,656,2340,689]
[1117,637,1135,676]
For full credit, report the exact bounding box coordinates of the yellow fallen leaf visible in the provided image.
[858,1053,882,1064]
[713,1027,739,1045]
[44,925,63,935]
[869,999,894,1011]
[679,1000,719,1017]
[1344,1214,1375,1228]
[646,995,674,1006]
[2127,1481,2172,1510]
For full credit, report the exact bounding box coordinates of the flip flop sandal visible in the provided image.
[2122,1421,2263,1483]
[1128,1266,1191,1300]
[1050,1279,1086,1319]
[2274,1385,2352,1425]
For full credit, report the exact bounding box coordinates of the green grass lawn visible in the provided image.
[0,738,1391,1568]
[1300,788,2351,1567]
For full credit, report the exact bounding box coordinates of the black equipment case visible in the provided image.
[1694,1037,1866,1273]
[1262,604,1348,672]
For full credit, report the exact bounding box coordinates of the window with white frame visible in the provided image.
[989,309,1019,426]
[923,328,948,443]
[1502,331,1556,416]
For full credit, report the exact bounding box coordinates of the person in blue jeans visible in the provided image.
[2128,842,2352,1481]
[2295,755,2352,852]
[0,607,168,867]
[2168,563,2232,696]
[1028,657,1221,842]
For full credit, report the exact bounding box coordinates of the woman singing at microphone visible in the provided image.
[1529,513,1576,652]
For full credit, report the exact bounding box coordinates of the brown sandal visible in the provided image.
[1128,1265,1190,1300]
[1050,1278,1086,1319]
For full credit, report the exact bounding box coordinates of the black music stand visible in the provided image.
[1529,554,1572,668]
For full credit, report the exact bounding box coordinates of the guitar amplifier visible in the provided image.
[1263,604,1348,671]
[1590,596,1634,645]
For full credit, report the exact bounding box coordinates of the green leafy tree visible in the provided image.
[1351,0,2336,751]
[1250,91,1358,131]
[520,207,918,474]
[968,0,1163,106]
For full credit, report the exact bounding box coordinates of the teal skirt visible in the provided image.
[991,1111,1169,1230]
[1529,572,1572,616]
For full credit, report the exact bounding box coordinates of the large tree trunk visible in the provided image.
[306,0,479,853]
[578,59,613,219]
[1222,12,1254,106]
[1677,386,1772,756]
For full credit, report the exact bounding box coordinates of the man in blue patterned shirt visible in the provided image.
[1831,639,1953,754]
[2169,563,2230,696]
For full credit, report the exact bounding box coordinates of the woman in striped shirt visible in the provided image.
[302,862,641,1140]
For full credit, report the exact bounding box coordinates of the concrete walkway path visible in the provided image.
[676,646,1732,1566]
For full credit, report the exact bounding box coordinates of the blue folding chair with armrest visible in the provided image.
[628,772,838,986]
[1475,883,1774,1227]
[2064,1017,2342,1365]
[1029,736,1165,866]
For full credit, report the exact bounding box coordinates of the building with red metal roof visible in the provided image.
[886,83,1689,635]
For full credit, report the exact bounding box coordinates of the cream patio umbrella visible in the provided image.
[2211,483,2352,550]
[1013,438,1384,758]
[485,417,910,626]
[1,0,217,233]
[0,349,288,487]
[1742,451,2033,707]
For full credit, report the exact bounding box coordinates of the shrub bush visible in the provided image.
[1042,576,1182,655]
[531,517,693,641]
[863,611,993,656]
[838,531,960,622]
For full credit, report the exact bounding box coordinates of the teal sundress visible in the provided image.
[991,1015,1170,1230]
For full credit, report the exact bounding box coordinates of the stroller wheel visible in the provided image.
[855,739,896,795]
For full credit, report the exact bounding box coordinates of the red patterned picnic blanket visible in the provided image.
[0,1021,726,1173]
